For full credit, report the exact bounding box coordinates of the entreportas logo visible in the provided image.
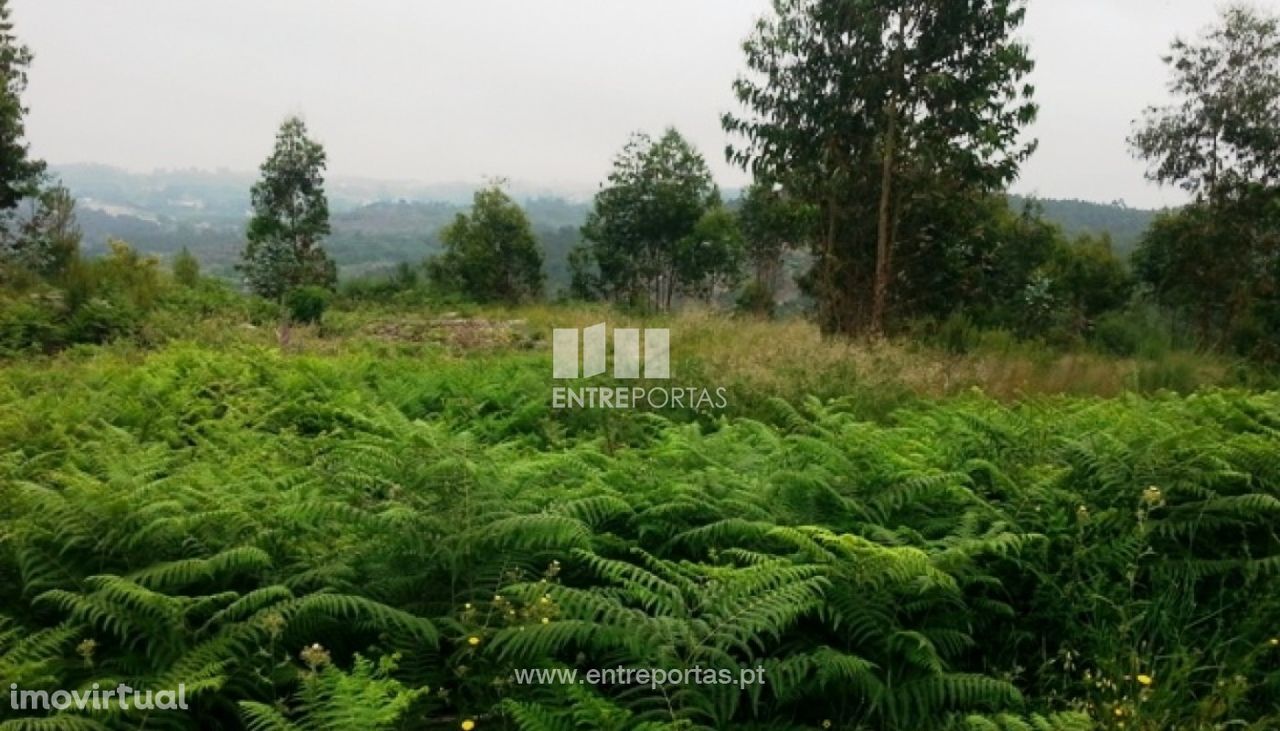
[551,323,726,410]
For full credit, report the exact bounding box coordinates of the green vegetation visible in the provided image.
[726,0,1037,336]
[0,312,1278,730]
[573,129,738,309]
[428,186,545,304]
[0,0,1278,728]
[240,117,337,301]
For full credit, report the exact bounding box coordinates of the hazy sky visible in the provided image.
[15,0,1280,208]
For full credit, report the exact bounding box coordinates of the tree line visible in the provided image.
[1,0,1278,363]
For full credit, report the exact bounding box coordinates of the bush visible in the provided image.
[735,280,775,317]
[172,248,201,287]
[1136,353,1201,393]
[63,296,140,344]
[286,285,331,324]
[1092,306,1173,358]
[0,294,64,355]
[936,312,978,355]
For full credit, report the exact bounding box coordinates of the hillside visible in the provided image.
[1008,195,1163,255]
[59,165,1161,286]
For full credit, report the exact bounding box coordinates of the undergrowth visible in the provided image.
[0,341,1277,730]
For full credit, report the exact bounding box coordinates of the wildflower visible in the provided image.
[821,721,832,729]
[541,617,550,624]
[76,638,97,664]
[260,611,286,638]
[1268,637,1279,647]
[300,643,331,670]
[1142,485,1163,505]
[467,635,481,647]
[1113,706,1125,717]
[461,720,476,731]
[1137,674,1153,687]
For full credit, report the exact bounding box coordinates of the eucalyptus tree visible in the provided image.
[240,116,336,300]
[429,185,544,304]
[1131,5,1280,201]
[737,182,814,313]
[0,0,43,212]
[1130,5,1280,349]
[725,0,1037,335]
[576,129,721,310]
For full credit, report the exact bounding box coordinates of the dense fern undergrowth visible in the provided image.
[1,341,1278,730]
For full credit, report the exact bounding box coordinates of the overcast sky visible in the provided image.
[15,0,1279,208]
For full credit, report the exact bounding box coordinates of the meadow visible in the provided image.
[1,305,1277,730]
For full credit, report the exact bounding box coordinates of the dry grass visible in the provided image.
[197,302,1237,402]
[660,309,1229,401]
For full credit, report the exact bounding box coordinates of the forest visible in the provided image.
[1,1,1279,730]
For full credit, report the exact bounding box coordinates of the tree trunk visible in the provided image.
[871,106,897,338]
[870,9,909,338]
[820,195,840,334]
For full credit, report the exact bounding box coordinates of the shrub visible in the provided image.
[1136,353,1200,393]
[1093,306,1172,358]
[735,279,775,316]
[0,348,1276,728]
[172,247,201,287]
[63,296,140,344]
[286,285,331,324]
[937,311,978,355]
[0,294,64,354]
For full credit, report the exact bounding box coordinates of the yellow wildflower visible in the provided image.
[467,635,481,647]
[461,720,476,731]
[1137,673,1153,686]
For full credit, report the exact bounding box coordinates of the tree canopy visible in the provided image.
[0,0,44,212]
[726,0,1038,335]
[240,116,336,300]
[574,129,722,310]
[429,185,544,304]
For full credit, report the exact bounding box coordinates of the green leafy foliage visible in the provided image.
[428,186,545,304]
[0,342,1276,729]
[240,117,336,300]
[575,129,722,310]
[0,0,44,212]
[285,286,330,326]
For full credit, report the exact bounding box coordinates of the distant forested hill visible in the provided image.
[56,164,591,281]
[1007,195,1164,256]
[53,165,1163,288]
